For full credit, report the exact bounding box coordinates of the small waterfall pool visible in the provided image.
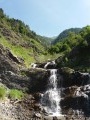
[41,69,62,116]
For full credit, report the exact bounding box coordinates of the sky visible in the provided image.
[0,0,90,37]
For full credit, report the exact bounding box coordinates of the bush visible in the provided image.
[0,87,6,99]
[9,89,24,100]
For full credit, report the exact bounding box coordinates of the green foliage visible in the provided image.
[0,9,54,66]
[0,85,24,100]
[80,26,90,45]
[37,35,54,47]
[0,87,6,99]
[48,29,85,55]
[53,25,90,70]
[9,89,24,100]
[53,28,81,44]
[80,25,90,37]
[1,8,90,71]
[79,40,88,47]
[61,43,69,51]
[0,8,4,18]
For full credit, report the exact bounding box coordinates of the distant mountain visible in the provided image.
[51,36,57,39]
[1,8,90,71]
[37,35,54,47]
[52,28,81,44]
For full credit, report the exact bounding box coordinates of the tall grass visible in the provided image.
[0,87,6,99]
[9,89,24,100]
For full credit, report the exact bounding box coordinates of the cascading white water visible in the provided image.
[41,69,62,116]
[31,63,37,68]
[44,62,51,69]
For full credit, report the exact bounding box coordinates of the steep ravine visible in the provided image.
[0,44,90,119]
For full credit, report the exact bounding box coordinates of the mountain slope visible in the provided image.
[37,35,54,47]
[52,28,81,44]
[0,8,52,66]
[55,26,90,72]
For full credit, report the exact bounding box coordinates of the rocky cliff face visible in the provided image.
[57,67,90,117]
[0,44,90,119]
[0,44,49,93]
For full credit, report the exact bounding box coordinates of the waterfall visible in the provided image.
[31,63,37,68]
[41,69,62,116]
[44,61,56,69]
[44,62,51,69]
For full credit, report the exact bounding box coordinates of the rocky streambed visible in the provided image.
[0,98,31,120]
[0,65,90,120]
[0,94,89,120]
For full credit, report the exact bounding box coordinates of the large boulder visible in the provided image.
[0,68,49,93]
[0,44,21,73]
[36,60,56,69]
[58,67,90,88]
[22,68,50,93]
[0,44,50,93]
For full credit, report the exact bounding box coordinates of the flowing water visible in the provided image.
[41,69,62,116]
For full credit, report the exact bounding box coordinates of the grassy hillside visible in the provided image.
[0,8,55,67]
[0,8,90,71]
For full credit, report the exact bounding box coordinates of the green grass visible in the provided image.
[0,33,64,68]
[0,35,62,66]
[0,85,24,100]
[38,53,63,63]
[0,35,36,67]
[0,87,6,99]
[9,89,24,100]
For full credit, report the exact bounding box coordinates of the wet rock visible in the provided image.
[33,92,43,101]
[58,68,90,88]
[26,68,50,93]
[33,103,42,111]
[59,67,74,75]
[36,60,56,69]
[0,44,50,93]
[30,63,37,68]
[43,110,49,116]
[53,116,58,120]
[36,62,46,68]
[33,112,42,119]
[44,61,56,69]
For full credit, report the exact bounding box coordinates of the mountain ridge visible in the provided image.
[0,8,90,72]
[52,28,81,44]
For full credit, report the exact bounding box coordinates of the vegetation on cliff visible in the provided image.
[54,26,90,71]
[0,8,90,120]
[0,8,55,67]
[0,8,90,71]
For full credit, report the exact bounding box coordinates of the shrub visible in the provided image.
[0,87,6,99]
[9,89,24,100]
